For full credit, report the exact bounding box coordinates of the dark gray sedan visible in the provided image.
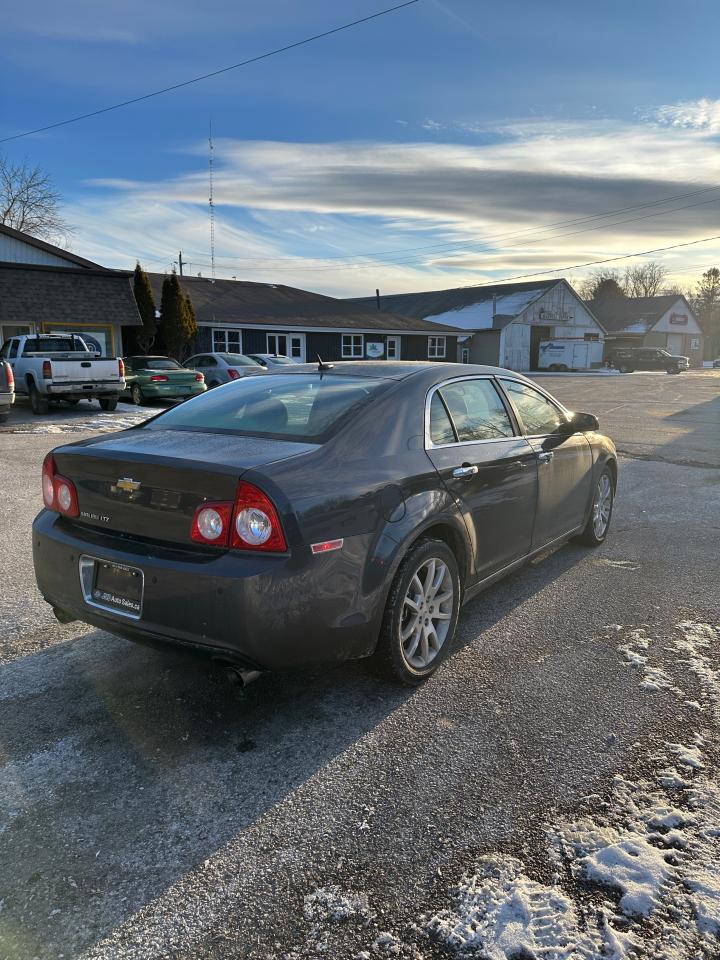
[32,362,617,685]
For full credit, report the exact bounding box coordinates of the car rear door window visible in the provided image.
[436,379,514,442]
[501,380,565,435]
[429,393,457,444]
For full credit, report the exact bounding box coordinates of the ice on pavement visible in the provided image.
[5,410,148,434]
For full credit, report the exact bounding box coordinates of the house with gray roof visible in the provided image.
[147,273,461,363]
[587,294,704,366]
[0,224,141,355]
[351,278,606,371]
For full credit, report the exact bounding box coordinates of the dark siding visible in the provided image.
[307,331,342,362]
[194,327,213,351]
[401,334,457,361]
[469,332,501,365]
[240,329,266,353]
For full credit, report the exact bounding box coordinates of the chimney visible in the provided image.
[376,288,381,311]
[492,294,497,318]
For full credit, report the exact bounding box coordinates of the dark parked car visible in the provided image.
[607,346,689,374]
[32,362,617,685]
[184,352,265,387]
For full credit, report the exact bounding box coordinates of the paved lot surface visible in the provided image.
[0,371,719,959]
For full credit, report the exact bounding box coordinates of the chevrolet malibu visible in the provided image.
[33,362,617,685]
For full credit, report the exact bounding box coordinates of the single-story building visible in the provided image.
[351,279,606,371]
[0,224,141,353]
[0,262,141,356]
[587,295,704,366]
[146,274,461,363]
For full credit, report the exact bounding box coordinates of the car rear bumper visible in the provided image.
[131,383,206,399]
[47,382,123,395]
[0,390,13,409]
[32,510,380,670]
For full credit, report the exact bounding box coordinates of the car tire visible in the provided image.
[618,364,632,374]
[574,467,614,547]
[666,366,679,374]
[375,538,461,685]
[131,384,144,406]
[29,382,49,415]
[99,397,118,411]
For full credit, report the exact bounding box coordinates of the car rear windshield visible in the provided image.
[132,358,182,370]
[219,353,261,366]
[144,374,387,440]
[22,337,87,354]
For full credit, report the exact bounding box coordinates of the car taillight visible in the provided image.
[191,501,233,545]
[189,483,286,552]
[231,482,286,552]
[5,364,13,389]
[42,360,52,379]
[150,375,168,382]
[227,368,241,380]
[118,358,125,377]
[41,453,79,517]
[195,373,204,382]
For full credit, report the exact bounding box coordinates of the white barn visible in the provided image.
[351,279,606,371]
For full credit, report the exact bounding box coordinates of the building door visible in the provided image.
[267,333,305,361]
[666,333,684,354]
[386,336,400,360]
[529,326,552,370]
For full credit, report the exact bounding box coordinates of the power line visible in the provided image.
[199,181,720,266]
[0,1,420,144]
[168,194,720,275]
[172,233,720,288]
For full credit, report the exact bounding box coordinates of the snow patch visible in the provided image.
[303,886,370,924]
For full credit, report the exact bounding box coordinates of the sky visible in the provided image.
[2,0,720,298]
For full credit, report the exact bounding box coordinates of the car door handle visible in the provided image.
[536,451,554,464]
[452,464,478,479]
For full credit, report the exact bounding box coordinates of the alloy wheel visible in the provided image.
[400,557,454,669]
[592,473,613,539]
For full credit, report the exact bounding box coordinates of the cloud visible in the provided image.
[69,109,720,296]
[646,98,720,133]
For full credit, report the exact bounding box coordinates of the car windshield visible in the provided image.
[143,374,387,440]
[219,353,261,366]
[132,358,183,370]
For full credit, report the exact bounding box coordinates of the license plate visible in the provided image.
[79,557,144,617]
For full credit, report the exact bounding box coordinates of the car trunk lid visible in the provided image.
[52,428,317,545]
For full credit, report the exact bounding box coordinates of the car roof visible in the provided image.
[256,360,536,382]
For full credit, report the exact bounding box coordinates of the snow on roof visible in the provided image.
[423,288,548,331]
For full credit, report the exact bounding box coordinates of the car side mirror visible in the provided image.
[561,411,599,433]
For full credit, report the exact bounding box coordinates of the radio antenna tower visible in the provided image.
[208,121,216,280]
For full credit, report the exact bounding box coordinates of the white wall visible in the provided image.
[0,233,75,267]
[651,299,703,335]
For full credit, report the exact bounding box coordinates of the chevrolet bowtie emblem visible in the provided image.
[114,477,141,493]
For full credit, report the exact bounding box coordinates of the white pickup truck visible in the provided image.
[0,334,126,415]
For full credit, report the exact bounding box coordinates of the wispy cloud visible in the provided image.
[644,98,720,133]
[69,108,720,296]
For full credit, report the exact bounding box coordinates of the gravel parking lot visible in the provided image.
[0,370,718,959]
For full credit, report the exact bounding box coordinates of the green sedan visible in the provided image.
[122,356,207,405]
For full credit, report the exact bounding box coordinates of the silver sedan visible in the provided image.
[183,352,265,387]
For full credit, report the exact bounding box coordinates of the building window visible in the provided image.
[461,347,470,364]
[212,328,241,353]
[386,336,400,360]
[342,334,364,358]
[428,336,446,359]
[690,338,700,350]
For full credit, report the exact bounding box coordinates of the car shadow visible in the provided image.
[0,540,584,959]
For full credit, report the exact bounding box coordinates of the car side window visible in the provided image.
[436,379,514,442]
[0,341,10,359]
[429,393,456,444]
[502,380,565,435]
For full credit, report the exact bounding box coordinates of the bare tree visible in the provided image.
[623,261,668,298]
[0,155,71,241]
[578,269,626,301]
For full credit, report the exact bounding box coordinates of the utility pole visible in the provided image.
[178,251,184,277]
[209,122,216,281]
